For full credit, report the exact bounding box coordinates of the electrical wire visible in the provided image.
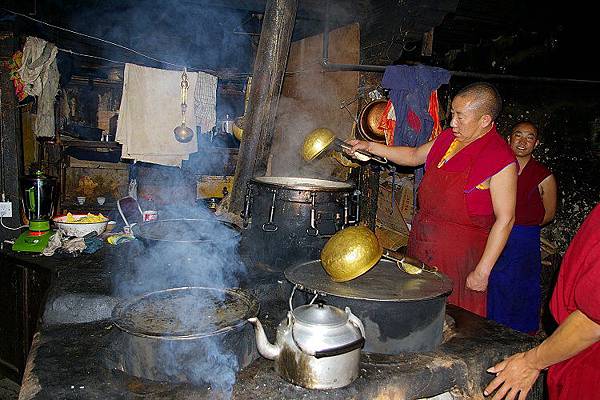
[2,7,186,69]
[0,216,28,230]
[58,48,126,65]
[2,7,255,79]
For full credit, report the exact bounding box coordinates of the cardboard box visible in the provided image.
[375,224,409,251]
[197,176,234,199]
[376,175,414,235]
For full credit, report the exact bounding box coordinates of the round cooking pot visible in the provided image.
[108,286,259,385]
[131,218,240,246]
[357,99,388,143]
[285,258,452,354]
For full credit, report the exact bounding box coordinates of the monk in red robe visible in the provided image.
[487,121,558,333]
[349,82,517,317]
[485,203,600,400]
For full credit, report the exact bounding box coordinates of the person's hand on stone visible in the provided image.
[484,350,542,400]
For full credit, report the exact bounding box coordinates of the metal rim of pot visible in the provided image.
[250,176,353,192]
[111,286,260,339]
[285,259,453,302]
[131,218,241,245]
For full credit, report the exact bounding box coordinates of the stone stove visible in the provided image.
[10,246,545,399]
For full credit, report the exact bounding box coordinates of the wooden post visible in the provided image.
[228,0,298,214]
[0,27,25,242]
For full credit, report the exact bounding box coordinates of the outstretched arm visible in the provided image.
[347,139,436,167]
[484,309,600,400]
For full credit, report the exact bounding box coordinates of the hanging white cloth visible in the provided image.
[116,63,217,166]
[18,36,60,138]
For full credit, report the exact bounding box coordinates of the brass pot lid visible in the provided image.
[302,128,336,161]
[358,99,388,143]
[285,259,453,302]
[232,116,244,141]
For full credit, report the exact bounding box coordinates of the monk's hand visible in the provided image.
[345,139,371,161]
[466,269,488,291]
[484,350,542,400]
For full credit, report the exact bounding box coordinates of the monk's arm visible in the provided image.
[347,139,436,167]
[485,310,600,400]
[475,163,518,278]
[540,174,557,226]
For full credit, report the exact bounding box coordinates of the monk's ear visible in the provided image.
[480,114,493,127]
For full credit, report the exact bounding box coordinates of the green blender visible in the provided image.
[12,171,58,252]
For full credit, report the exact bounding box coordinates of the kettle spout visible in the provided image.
[248,317,280,360]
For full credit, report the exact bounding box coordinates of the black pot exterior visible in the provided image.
[325,295,447,354]
[240,179,357,270]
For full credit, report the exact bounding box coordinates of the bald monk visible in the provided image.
[349,82,517,317]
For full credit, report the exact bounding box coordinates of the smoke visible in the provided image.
[55,0,255,72]
[111,171,247,397]
[269,22,360,181]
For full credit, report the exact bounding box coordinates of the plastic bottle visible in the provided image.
[142,195,158,222]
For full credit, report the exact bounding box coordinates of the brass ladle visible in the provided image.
[302,128,387,164]
[320,226,437,282]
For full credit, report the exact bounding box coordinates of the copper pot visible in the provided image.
[357,99,388,143]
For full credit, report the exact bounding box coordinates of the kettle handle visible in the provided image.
[346,307,366,338]
[288,284,319,311]
[313,337,365,359]
[291,328,365,359]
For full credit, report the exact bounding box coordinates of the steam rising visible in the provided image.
[112,205,247,396]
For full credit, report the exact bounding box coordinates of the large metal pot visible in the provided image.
[248,289,365,389]
[108,287,259,385]
[285,258,452,354]
[240,177,359,270]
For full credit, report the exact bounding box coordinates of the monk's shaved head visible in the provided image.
[455,82,502,120]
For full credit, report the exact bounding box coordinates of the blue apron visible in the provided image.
[487,225,541,333]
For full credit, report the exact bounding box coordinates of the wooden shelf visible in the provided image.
[68,75,123,88]
[58,136,122,149]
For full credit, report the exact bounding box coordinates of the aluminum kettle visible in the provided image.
[248,286,365,389]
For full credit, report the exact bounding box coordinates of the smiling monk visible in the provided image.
[348,82,517,316]
[487,121,558,333]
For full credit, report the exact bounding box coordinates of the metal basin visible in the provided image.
[105,287,259,386]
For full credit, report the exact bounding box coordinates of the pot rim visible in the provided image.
[111,286,260,339]
[250,176,353,192]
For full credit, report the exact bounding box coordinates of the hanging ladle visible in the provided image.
[173,69,194,143]
[302,128,387,164]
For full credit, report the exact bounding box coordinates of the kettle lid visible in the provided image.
[292,303,347,327]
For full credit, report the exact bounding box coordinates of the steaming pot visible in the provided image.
[248,287,365,389]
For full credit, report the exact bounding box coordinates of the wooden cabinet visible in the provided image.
[0,254,52,382]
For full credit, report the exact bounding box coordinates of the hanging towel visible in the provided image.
[18,36,60,138]
[382,65,450,191]
[116,63,217,166]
